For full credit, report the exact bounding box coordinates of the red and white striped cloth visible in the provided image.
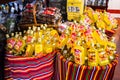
[4,51,56,80]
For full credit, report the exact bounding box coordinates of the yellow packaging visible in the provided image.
[97,48,109,66]
[25,44,34,57]
[35,43,43,56]
[6,33,18,50]
[50,29,59,37]
[88,48,99,66]
[84,29,96,48]
[86,38,95,48]
[35,38,43,56]
[103,12,111,26]
[71,45,85,65]
[26,31,34,43]
[67,38,73,49]
[92,30,107,48]
[44,41,53,54]
[84,7,94,20]
[106,41,116,61]
[67,0,84,21]
[33,26,38,40]
[57,34,68,49]
[50,29,59,48]
[38,30,43,38]
[14,36,26,55]
[93,11,99,22]
[96,20,106,29]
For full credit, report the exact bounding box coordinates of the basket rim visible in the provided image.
[57,52,119,68]
[5,51,56,60]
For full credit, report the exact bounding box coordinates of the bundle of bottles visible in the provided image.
[57,7,118,66]
[6,25,59,57]
[81,7,118,31]
[58,22,116,66]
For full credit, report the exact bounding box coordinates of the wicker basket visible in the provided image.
[18,4,62,30]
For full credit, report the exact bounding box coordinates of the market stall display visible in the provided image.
[84,7,118,30]
[54,7,118,80]
[2,0,118,79]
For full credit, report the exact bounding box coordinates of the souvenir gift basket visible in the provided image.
[4,26,59,79]
[54,7,118,80]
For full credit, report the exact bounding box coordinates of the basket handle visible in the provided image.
[33,4,37,25]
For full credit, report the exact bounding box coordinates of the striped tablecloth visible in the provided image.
[4,51,56,80]
[55,52,118,80]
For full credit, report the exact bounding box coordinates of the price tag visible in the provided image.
[68,6,80,12]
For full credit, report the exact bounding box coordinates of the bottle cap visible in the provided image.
[38,38,41,42]
[11,33,14,37]
[28,27,31,30]
[44,24,47,27]
[41,25,43,28]
[19,32,22,36]
[15,32,18,34]
[77,41,81,45]
[31,38,35,43]
[6,34,9,38]
[43,26,46,30]
[15,34,19,38]
[37,27,40,31]
[23,36,27,40]
[30,31,34,35]
[111,37,115,42]
[23,30,26,34]
[33,26,37,31]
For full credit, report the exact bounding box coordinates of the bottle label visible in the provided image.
[26,36,33,43]
[88,52,96,62]
[35,44,43,54]
[7,38,16,49]
[75,49,81,55]
[45,47,52,54]
[71,32,76,40]
[68,6,80,12]
[99,51,108,61]
[14,40,23,51]
[74,49,81,64]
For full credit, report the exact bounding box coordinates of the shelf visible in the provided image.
[87,5,107,10]
[86,0,109,11]
[0,0,16,4]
